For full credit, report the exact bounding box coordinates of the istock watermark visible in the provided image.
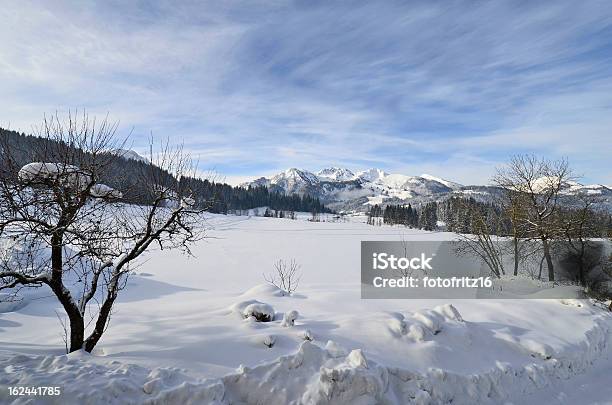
[371,252,433,271]
[361,241,602,299]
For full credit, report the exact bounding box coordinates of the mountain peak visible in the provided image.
[108,148,148,163]
[283,167,303,176]
[357,168,388,182]
[317,167,356,181]
[270,168,319,189]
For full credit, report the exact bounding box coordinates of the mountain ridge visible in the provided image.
[241,166,612,212]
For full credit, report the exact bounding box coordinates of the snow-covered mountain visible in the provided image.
[109,148,148,163]
[317,167,356,181]
[241,167,612,212]
[241,167,464,211]
[561,180,612,196]
[356,168,388,183]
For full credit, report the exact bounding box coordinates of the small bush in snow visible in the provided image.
[436,304,463,322]
[302,329,314,341]
[263,259,301,296]
[263,335,276,348]
[281,310,299,327]
[243,303,275,322]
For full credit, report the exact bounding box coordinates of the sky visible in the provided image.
[1,0,611,186]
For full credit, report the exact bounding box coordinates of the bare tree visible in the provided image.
[264,259,302,295]
[493,155,574,281]
[501,190,531,276]
[395,235,428,278]
[453,198,506,278]
[558,193,607,289]
[0,112,205,353]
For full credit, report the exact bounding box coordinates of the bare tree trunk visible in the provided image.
[83,272,124,353]
[84,293,115,353]
[576,240,587,287]
[49,281,84,352]
[513,235,519,276]
[67,308,85,352]
[541,238,555,282]
[49,233,85,352]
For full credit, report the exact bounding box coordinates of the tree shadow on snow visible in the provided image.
[13,275,203,318]
[118,275,203,303]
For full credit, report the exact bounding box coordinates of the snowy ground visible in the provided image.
[1,214,611,404]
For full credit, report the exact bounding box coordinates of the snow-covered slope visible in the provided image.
[242,168,612,212]
[421,173,463,190]
[562,180,612,196]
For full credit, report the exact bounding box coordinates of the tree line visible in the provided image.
[0,127,329,214]
[179,176,329,214]
[367,202,437,230]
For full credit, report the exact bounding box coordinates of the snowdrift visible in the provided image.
[1,303,609,405]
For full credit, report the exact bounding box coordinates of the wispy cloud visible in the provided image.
[1,1,611,185]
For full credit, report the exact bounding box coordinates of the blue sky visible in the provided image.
[1,0,611,185]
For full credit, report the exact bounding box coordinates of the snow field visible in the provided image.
[0,213,611,404]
